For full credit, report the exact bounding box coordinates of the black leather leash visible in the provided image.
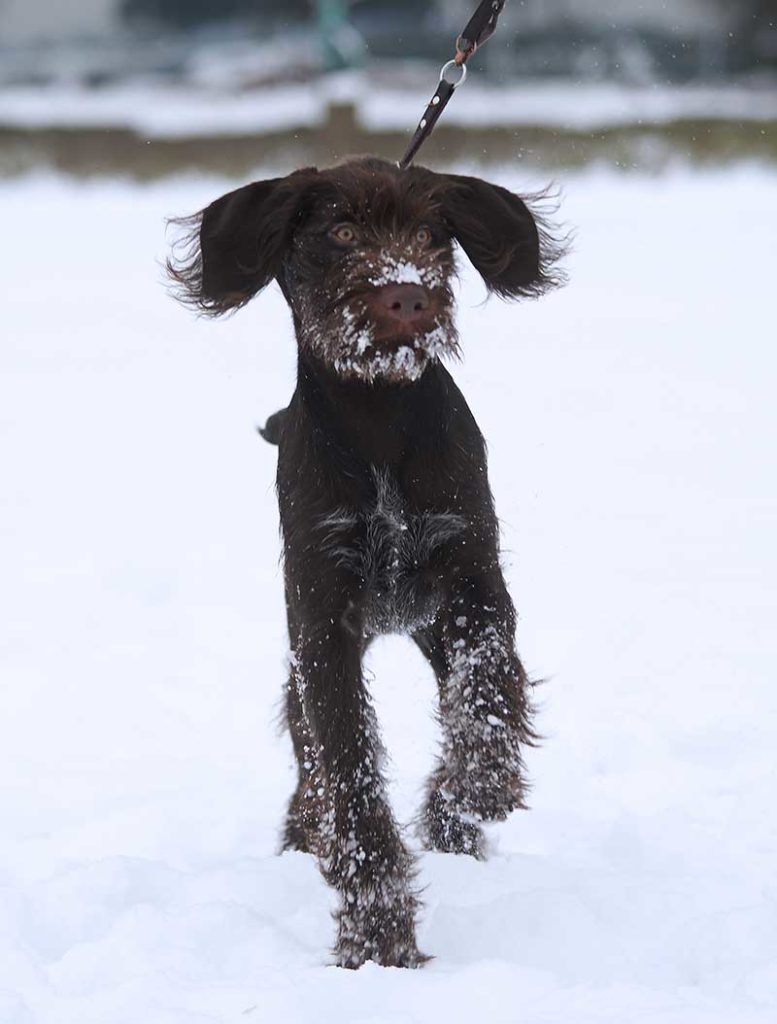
[398,0,508,169]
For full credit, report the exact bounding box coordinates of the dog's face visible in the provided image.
[282,175,458,383]
[168,157,563,384]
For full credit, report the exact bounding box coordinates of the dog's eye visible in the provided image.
[331,223,359,246]
[415,226,432,246]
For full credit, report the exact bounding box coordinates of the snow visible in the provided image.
[1,78,776,136]
[359,80,777,130]
[0,82,323,137]
[1,164,776,1022]
[369,259,426,287]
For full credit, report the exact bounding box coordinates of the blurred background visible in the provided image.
[1,0,776,177]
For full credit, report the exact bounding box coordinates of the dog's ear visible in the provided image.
[167,170,313,315]
[438,173,565,300]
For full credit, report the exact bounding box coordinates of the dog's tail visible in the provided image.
[257,407,289,446]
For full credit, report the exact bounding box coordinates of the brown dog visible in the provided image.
[168,157,564,967]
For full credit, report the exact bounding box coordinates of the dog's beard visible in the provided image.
[294,251,459,383]
[300,296,459,385]
[324,304,459,384]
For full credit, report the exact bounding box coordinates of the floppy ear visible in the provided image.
[167,171,312,315]
[439,173,565,300]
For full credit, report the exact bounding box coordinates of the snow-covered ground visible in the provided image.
[1,78,776,136]
[1,165,776,1023]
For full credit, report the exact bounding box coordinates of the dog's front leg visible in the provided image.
[416,575,536,857]
[290,610,426,969]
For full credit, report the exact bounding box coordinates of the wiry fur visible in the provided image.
[316,467,467,636]
[167,156,565,968]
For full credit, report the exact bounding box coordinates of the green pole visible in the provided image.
[316,0,363,71]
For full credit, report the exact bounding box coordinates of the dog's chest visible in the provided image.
[318,468,466,635]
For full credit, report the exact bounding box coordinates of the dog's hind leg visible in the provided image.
[290,610,427,969]
[414,574,537,857]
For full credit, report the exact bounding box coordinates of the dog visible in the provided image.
[168,156,564,968]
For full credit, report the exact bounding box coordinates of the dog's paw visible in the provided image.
[419,789,486,858]
[435,756,529,825]
[280,821,314,854]
[334,931,429,970]
[457,772,527,822]
[334,895,428,969]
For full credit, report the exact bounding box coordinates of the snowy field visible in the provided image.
[2,79,776,136]
[1,164,776,1023]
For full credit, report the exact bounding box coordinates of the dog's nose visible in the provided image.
[378,284,430,324]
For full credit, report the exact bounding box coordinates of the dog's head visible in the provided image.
[168,157,564,384]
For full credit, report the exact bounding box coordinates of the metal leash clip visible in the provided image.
[439,59,467,89]
[398,0,507,169]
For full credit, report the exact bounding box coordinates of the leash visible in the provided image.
[398,0,508,169]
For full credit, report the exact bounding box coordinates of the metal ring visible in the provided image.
[439,59,467,88]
